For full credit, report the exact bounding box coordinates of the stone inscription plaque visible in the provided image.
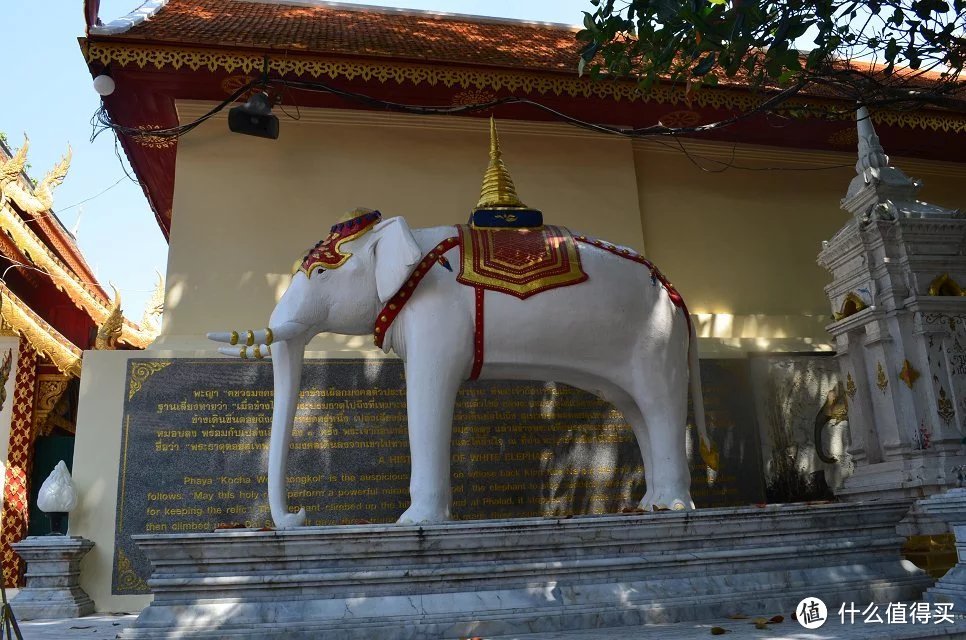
[113,358,764,594]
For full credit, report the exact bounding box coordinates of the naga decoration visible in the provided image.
[141,272,165,337]
[0,136,72,216]
[0,135,29,188]
[31,146,72,214]
[95,285,124,350]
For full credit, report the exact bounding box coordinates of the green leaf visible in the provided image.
[693,52,716,76]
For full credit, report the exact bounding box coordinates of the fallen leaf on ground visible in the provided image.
[727,614,748,619]
[769,615,784,623]
[711,627,729,635]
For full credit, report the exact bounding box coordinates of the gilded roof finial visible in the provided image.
[475,117,526,210]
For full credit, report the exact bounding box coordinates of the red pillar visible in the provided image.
[1,340,38,587]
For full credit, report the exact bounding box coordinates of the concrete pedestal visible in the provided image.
[120,501,931,640]
[10,536,95,620]
[917,488,966,610]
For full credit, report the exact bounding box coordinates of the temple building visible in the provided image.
[74,0,966,612]
[0,135,158,586]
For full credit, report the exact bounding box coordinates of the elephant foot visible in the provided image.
[275,508,307,529]
[397,503,451,524]
[640,489,694,512]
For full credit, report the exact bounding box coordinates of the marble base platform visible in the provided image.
[917,489,966,611]
[10,536,95,620]
[120,501,933,640]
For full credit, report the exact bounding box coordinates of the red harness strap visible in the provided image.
[573,236,692,337]
[373,236,486,379]
[469,286,485,380]
[374,234,688,381]
[373,236,460,350]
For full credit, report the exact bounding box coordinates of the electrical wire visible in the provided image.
[90,72,857,173]
[55,176,127,213]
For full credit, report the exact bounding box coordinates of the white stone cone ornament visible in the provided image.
[37,461,78,513]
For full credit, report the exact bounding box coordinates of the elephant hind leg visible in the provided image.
[630,368,693,512]
[603,395,654,510]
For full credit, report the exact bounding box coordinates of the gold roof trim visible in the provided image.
[82,40,966,134]
[476,117,526,210]
[0,282,82,378]
[0,200,152,348]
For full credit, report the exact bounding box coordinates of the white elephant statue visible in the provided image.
[210,209,713,528]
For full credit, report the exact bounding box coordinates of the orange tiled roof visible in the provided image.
[104,0,583,74]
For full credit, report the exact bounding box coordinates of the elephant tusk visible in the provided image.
[208,324,303,347]
[217,345,273,360]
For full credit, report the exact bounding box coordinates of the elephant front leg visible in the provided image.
[398,355,464,524]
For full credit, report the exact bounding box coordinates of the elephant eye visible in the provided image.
[316,268,325,275]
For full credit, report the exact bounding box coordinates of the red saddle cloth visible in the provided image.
[456,224,588,299]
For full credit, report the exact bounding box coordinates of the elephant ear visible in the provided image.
[370,217,422,303]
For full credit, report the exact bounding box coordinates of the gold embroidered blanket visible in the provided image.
[456,225,588,299]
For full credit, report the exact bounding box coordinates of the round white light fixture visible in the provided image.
[93,75,116,97]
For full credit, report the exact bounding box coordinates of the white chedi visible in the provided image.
[36,461,78,513]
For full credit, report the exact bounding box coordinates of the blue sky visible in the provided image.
[0,0,592,328]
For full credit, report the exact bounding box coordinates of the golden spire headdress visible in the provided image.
[475,117,526,210]
[471,117,542,228]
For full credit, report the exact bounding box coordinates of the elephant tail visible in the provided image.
[688,319,719,479]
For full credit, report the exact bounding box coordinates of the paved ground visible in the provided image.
[13,614,966,640]
[19,614,136,639]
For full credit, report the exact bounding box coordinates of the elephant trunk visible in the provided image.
[268,335,308,529]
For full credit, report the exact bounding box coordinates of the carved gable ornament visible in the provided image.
[833,291,869,322]
[928,273,965,297]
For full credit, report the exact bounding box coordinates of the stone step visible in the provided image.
[491,615,966,639]
[119,501,935,639]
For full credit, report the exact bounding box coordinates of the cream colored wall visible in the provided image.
[631,138,966,354]
[71,349,155,613]
[159,105,645,351]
